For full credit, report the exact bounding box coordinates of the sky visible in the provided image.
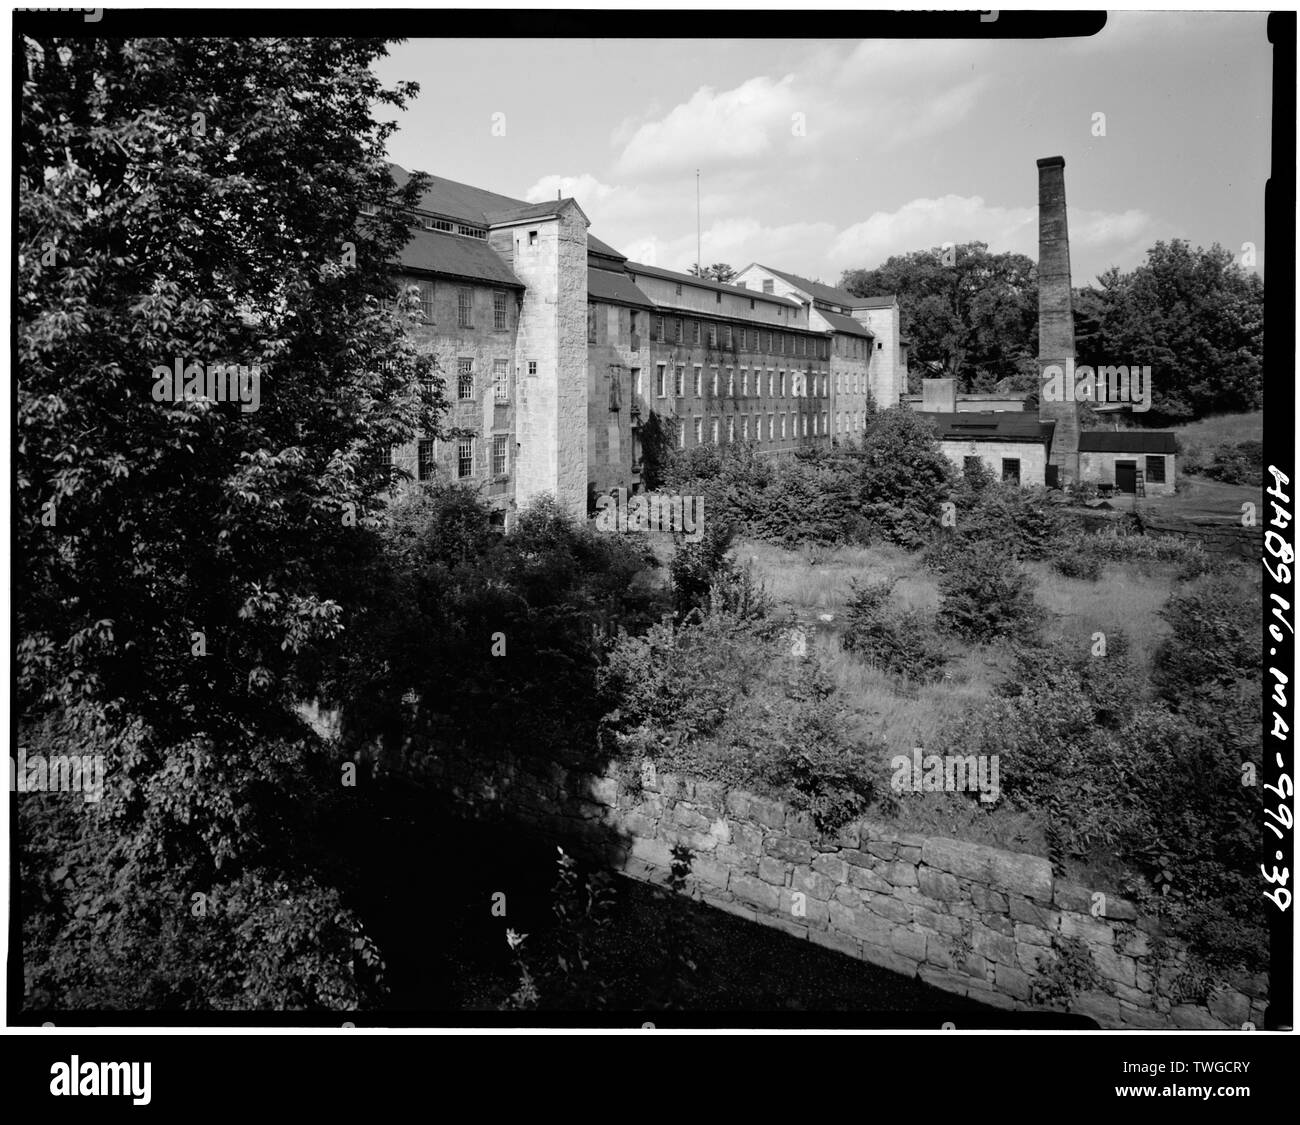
[371,13,1273,287]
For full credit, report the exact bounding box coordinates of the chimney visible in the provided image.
[922,377,956,413]
[1037,155,1079,485]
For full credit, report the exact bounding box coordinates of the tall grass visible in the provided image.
[733,538,1185,854]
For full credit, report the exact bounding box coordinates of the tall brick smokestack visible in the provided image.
[1037,156,1079,485]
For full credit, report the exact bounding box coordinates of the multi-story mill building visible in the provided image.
[385,164,908,526]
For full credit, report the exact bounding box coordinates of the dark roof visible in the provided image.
[915,411,1055,444]
[854,294,900,309]
[588,233,626,261]
[754,264,895,311]
[1080,430,1177,454]
[388,163,534,225]
[625,260,801,308]
[483,198,570,223]
[902,392,1029,403]
[397,227,523,289]
[588,267,655,310]
[819,309,875,338]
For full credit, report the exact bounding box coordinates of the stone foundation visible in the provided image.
[428,747,1268,1029]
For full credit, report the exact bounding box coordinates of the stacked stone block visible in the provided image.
[426,747,1267,1029]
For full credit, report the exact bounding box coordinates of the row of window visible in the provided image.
[436,355,868,409]
[399,279,512,330]
[679,411,839,447]
[835,371,872,395]
[647,363,830,401]
[360,204,489,241]
[417,435,510,481]
[640,312,830,359]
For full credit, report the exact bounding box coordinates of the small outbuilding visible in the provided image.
[1078,430,1177,495]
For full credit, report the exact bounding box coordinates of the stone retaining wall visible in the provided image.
[428,748,1268,1029]
[1141,513,1264,560]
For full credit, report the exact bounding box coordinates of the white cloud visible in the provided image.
[611,41,996,185]
[614,75,800,178]
[827,194,1159,275]
[648,216,838,275]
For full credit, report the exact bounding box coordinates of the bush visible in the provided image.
[949,590,1266,972]
[841,581,947,682]
[1052,550,1096,580]
[1049,527,1210,575]
[935,543,1043,643]
[1201,440,1263,485]
[598,615,880,832]
[329,487,670,767]
[1152,571,1261,755]
[855,408,954,547]
[670,520,736,616]
[925,482,1064,575]
[658,407,954,550]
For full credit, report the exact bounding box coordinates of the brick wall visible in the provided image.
[429,747,1267,1029]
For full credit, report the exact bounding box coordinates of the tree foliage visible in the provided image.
[841,242,1038,391]
[17,35,435,1010]
[1072,240,1263,422]
[688,262,738,284]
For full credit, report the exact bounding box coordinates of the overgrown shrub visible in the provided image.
[1049,527,1210,577]
[660,406,952,549]
[948,577,1266,973]
[1031,936,1106,1007]
[935,543,1043,643]
[329,486,670,767]
[855,408,954,547]
[925,482,1063,576]
[598,614,880,832]
[1201,440,1263,485]
[638,411,679,491]
[841,581,947,682]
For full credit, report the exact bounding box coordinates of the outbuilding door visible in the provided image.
[1115,460,1137,493]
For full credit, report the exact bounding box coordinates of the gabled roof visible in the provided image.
[750,263,895,311]
[388,162,534,225]
[819,309,875,339]
[588,233,626,261]
[625,260,802,309]
[397,227,523,289]
[588,267,655,310]
[484,199,568,223]
[1079,431,1177,454]
[915,411,1055,444]
[851,294,899,310]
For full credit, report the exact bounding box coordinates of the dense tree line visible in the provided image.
[841,239,1263,423]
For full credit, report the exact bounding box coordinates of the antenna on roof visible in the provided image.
[696,169,702,275]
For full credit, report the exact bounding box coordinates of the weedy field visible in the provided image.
[735,538,1185,856]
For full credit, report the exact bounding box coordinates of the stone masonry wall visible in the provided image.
[428,747,1268,1030]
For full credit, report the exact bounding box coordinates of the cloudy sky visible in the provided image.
[372,12,1272,286]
